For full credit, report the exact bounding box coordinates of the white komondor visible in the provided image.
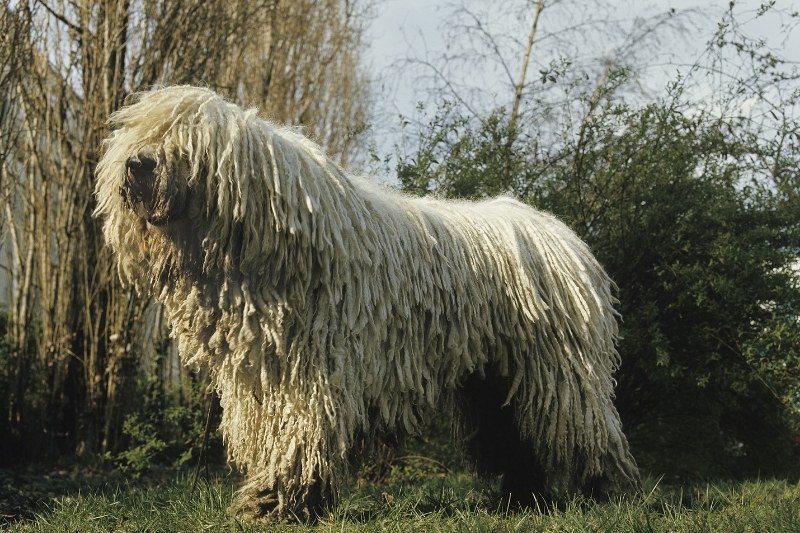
[94,86,639,521]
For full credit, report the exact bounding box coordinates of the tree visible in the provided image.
[393,1,800,477]
[0,0,372,464]
[546,90,800,476]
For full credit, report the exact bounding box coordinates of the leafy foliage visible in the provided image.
[544,91,800,478]
[106,415,168,478]
[394,77,800,478]
[103,356,223,477]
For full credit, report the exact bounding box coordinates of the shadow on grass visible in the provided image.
[0,465,120,524]
[0,463,239,527]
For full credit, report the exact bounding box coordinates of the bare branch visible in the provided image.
[510,0,544,130]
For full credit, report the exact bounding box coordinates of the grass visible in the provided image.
[2,470,799,532]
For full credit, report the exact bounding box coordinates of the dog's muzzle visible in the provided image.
[120,150,187,226]
[126,153,157,183]
[123,152,158,203]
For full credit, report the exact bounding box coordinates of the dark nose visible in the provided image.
[125,153,157,183]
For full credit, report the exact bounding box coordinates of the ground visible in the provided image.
[2,456,799,532]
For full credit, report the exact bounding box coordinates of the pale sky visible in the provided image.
[365,0,800,154]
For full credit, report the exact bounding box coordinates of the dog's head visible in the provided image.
[94,86,338,292]
[94,87,219,233]
[94,87,242,288]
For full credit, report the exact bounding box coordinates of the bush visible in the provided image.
[105,371,223,477]
[394,82,800,479]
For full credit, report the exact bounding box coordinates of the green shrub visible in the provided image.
[106,414,167,477]
[394,81,800,479]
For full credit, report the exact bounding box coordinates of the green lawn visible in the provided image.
[3,471,799,532]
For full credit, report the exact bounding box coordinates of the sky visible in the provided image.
[363,0,800,156]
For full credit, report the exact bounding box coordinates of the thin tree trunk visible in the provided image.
[510,0,544,130]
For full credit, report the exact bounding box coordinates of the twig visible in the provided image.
[510,0,545,131]
[191,390,216,495]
